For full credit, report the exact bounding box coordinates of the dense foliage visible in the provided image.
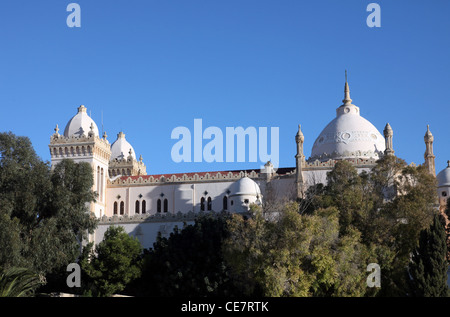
[408,214,449,296]
[0,132,97,296]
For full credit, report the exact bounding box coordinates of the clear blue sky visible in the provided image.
[0,0,449,175]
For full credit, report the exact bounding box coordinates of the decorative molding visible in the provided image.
[307,149,383,163]
[98,211,224,224]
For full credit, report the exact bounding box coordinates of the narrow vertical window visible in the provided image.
[223,196,228,211]
[97,166,100,196]
[200,197,205,211]
[135,200,140,214]
[113,202,118,215]
[120,201,125,215]
[142,200,146,214]
[100,168,104,202]
[207,197,212,211]
[164,199,168,213]
[157,199,161,213]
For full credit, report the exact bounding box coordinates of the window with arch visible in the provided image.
[100,168,104,201]
[157,199,162,213]
[164,199,168,213]
[442,191,447,197]
[200,197,205,211]
[207,197,212,211]
[113,202,118,215]
[142,200,146,214]
[223,196,228,211]
[135,200,140,214]
[120,201,125,215]
[97,166,100,197]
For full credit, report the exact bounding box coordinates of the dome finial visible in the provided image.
[343,70,352,105]
[77,105,87,113]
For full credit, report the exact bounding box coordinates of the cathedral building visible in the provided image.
[48,79,446,249]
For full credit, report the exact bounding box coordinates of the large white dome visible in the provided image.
[310,82,385,161]
[437,163,450,188]
[110,132,136,161]
[64,105,99,138]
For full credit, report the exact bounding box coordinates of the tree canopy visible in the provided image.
[0,132,97,286]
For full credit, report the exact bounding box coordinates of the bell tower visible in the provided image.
[49,105,112,218]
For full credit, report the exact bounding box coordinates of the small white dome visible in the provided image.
[310,82,385,161]
[437,163,450,187]
[229,177,261,196]
[110,132,136,161]
[64,105,99,138]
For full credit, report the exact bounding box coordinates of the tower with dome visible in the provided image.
[48,78,444,249]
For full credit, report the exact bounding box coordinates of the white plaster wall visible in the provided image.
[94,220,195,250]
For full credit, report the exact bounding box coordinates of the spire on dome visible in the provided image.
[342,70,352,105]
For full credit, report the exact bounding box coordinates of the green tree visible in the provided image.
[0,132,97,278]
[408,214,449,297]
[223,203,370,297]
[311,156,438,296]
[133,213,237,297]
[81,226,142,297]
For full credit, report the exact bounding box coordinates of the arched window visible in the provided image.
[135,200,140,214]
[120,201,125,215]
[208,197,213,211]
[157,199,161,213]
[142,200,146,214]
[200,197,205,211]
[97,166,100,196]
[100,168,104,202]
[164,199,168,213]
[113,202,118,215]
[223,196,228,211]
[442,191,447,197]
